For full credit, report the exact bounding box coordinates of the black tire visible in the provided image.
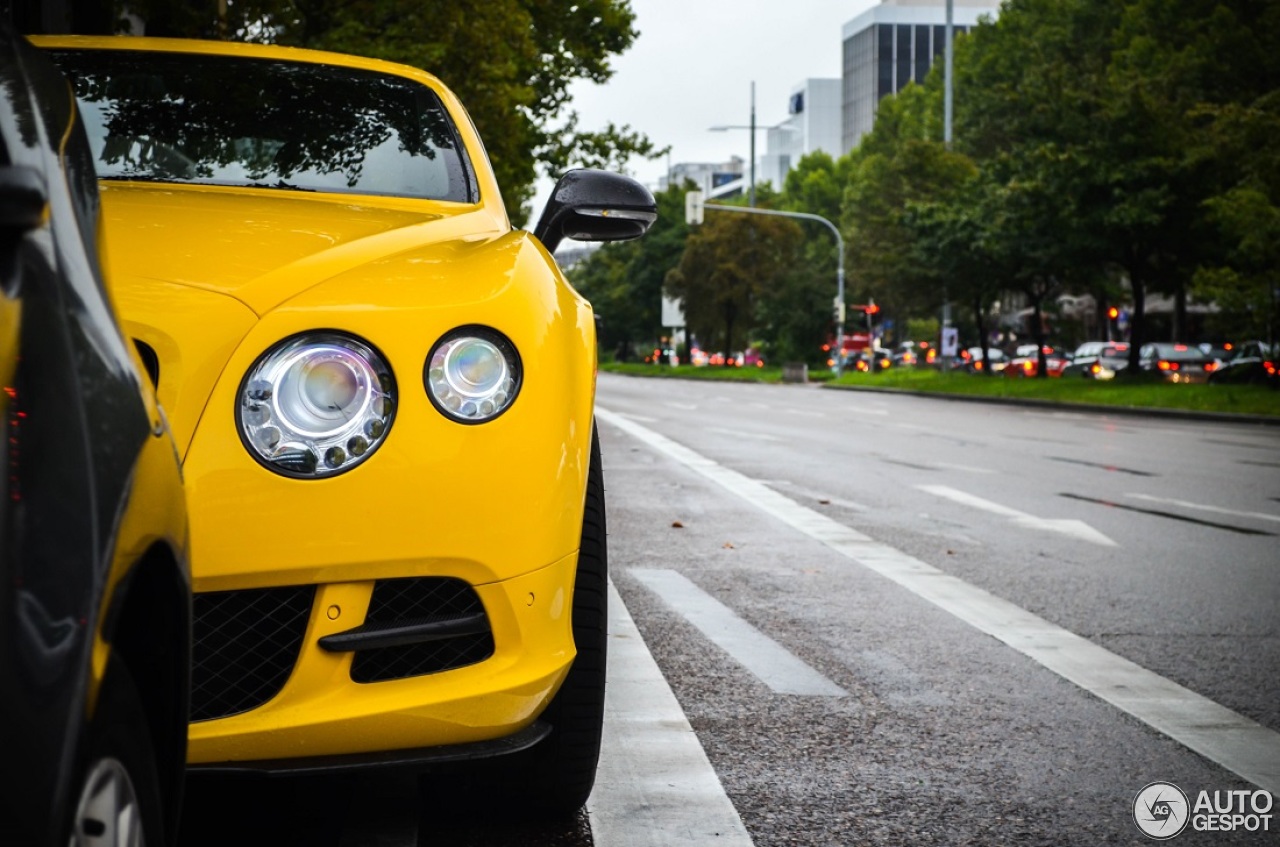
[520,423,609,817]
[70,658,166,847]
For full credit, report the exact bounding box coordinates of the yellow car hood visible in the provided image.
[101,183,504,457]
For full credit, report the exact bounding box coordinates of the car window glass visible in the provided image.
[46,49,474,203]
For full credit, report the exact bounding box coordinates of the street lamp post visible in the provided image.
[709,81,760,207]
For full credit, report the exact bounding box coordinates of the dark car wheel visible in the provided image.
[519,423,609,817]
[72,659,164,847]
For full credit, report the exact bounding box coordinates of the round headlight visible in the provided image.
[237,332,395,477]
[424,327,521,423]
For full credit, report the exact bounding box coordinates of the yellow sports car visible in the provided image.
[36,34,655,815]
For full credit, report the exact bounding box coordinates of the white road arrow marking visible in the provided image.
[917,484,1118,547]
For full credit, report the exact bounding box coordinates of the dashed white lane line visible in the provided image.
[704,426,783,443]
[1126,493,1280,525]
[762,480,869,513]
[588,581,755,847]
[596,407,1280,796]
[631,568,847,697]
[917,483,1119,547]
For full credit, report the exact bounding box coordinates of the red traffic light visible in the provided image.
[867,304,880,315]
[1107,307,1119,320]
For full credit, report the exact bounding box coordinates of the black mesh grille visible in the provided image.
[351,577,494,683]
[191,585,315,722]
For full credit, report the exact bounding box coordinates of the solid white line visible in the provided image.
[588,582,755,847]
[1126,493,1280,525]
[595,406,1280,796]
[631,568,847,697]
[918,484,1119,547]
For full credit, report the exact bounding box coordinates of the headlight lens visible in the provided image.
[425,327,521,423]
[237,333,395,477]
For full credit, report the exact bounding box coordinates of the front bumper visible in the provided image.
[188,551,577,765]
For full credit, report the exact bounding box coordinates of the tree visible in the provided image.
[755,152,853,364]
[666,211,803,358]
[76,0,663,224]
[841,84,976,342]
[955,0,1211,372]
[1113,0,1280,348]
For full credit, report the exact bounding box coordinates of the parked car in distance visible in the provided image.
[1061,341,1131,379]
[0,26,191,847]
[39,33,656,818]
[958,346,1009,373]
[1137,342,1218,383]
[1207,340,1277,387]
[840,347,894,373]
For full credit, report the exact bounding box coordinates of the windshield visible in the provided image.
[46,49,475,202]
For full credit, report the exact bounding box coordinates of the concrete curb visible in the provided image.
[819,382,1280,426]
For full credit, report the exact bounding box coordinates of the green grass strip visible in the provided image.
[600,362,1279,416]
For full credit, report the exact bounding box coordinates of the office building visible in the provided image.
[759,78,843,191]
[841,0,1000,151]
[660,157,747,201]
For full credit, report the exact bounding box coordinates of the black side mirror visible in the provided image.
[533,169,657,254]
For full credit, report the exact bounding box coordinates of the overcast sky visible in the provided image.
[529,0,879,218]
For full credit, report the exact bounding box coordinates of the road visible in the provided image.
[179,373,1280,846]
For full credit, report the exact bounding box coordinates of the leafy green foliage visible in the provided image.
[93,0,664,224]
[666,207,803,357]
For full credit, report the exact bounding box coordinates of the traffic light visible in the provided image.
[867,302,880,315]
[685,189,705,225]
[1107,306,1119,320]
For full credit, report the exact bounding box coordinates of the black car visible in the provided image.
[0,24,191,847]
[1137,342,1218,383]
[1061,341,1131,379]
[1208,340,1277,387]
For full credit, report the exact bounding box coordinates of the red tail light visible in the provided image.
[1203,362,1216,372]
[1023,361,1034,373]
[1157,361,1179,371]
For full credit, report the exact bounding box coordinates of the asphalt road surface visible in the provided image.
[178,373,1280,846]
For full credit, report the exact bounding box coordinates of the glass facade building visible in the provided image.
[842,0,999,152]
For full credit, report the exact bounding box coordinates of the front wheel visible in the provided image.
[71,659,165,847]
[520,423,609,817]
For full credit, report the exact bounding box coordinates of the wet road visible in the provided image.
[178,374,1280,846]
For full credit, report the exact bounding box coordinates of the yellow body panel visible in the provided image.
[91,400,190,714]
[34,35,601,765]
